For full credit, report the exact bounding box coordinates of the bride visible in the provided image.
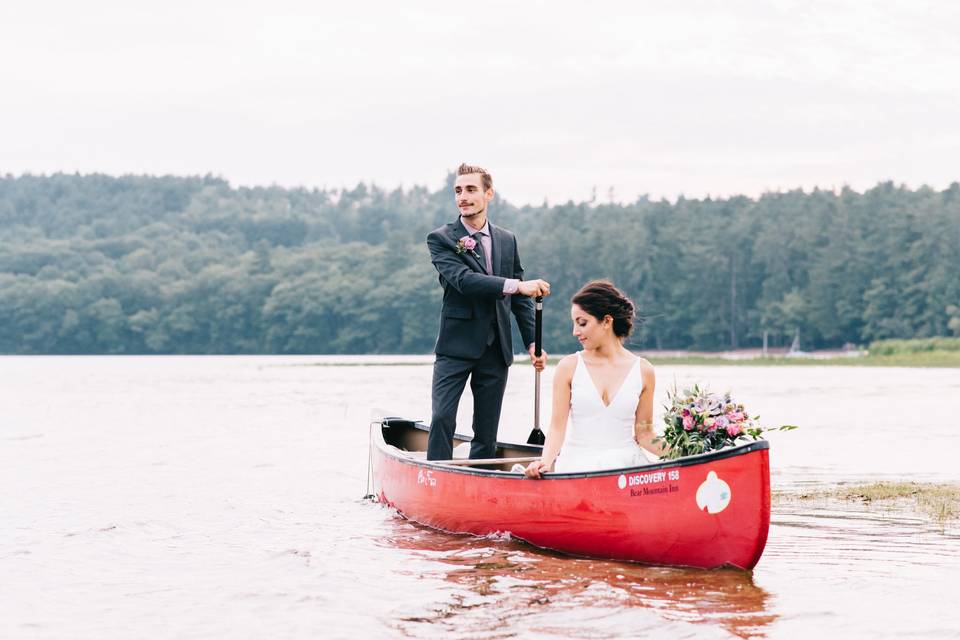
[525,280,663,478]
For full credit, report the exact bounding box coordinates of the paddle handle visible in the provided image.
[534,296,542,357]
[534,296,543,430]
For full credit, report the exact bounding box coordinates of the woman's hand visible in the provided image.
[524,459,550,479]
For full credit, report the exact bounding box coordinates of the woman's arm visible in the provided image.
[525,355,575,478]
[634,360,665,457]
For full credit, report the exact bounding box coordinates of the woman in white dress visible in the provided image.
[525,280,663,478]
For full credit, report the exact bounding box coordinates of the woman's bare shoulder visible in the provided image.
[555,353,579,373]
[635,356,656,377]
[635,355,654,368]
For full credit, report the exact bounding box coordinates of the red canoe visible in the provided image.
[372,418,771,570]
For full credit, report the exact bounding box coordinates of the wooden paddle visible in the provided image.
[527,296,546,445]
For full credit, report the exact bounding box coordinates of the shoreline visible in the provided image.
[2,351,957,367]
[643,354,960,367]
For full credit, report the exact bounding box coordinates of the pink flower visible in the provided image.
[682,415,694,430]
[727,411,744,423]
[460,236,477,250]
[726,423,742,437]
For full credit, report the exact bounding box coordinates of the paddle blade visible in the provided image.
[526,426,545,446]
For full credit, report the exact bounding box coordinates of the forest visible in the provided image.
[1,173,958,354]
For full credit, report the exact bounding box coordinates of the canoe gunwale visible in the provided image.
[376,418,770,479]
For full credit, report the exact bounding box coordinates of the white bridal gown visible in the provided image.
[553,352,659,473]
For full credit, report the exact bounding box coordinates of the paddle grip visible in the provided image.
[534,296,543,358]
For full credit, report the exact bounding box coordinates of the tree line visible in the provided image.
[1,173,958,354]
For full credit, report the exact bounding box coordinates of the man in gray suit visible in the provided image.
[426,163,550,461]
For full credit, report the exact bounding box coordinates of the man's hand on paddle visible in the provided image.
[528,344,547,371]
[518,279,550,297]
[519,279,549,371]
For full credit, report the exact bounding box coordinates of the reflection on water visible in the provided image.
[770,499,960,573]
[377,517,775,639]
[761,500,960,639]
[371,493,960,639]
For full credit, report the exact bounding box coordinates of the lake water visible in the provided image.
[2,356,958,639]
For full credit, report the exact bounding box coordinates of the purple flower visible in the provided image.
[460,236,477,250]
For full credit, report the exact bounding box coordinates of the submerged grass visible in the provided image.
[775,482,960,522]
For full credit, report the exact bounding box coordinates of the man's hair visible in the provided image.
[457,163,493,191]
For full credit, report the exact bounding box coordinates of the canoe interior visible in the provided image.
[380,417,542,471]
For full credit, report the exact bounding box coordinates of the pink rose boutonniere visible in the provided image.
[455,235,481,260]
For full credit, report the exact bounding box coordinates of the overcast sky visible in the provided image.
[2,1,958,205]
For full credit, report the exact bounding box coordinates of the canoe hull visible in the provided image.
[373,422,770,570]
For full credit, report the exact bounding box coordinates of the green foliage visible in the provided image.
[868,337,960,355]
[0,173,958,354]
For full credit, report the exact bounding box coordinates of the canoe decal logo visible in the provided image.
[417,469,436,487]
[617,474,627,490]
[696,471,731,514]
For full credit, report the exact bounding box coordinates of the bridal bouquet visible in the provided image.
[657,384,796,460]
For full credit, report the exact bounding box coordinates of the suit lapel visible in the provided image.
[451,219,486,273]
[489,223,503,276]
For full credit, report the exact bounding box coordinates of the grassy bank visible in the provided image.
[645,352,960,367]
[774,482,960,523]
[644,337,960,367]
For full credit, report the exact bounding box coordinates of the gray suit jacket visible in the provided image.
[426,218,536,366]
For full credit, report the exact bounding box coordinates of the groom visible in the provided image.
[426,163,550,461]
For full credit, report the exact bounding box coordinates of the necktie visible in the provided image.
[473,233,491,274]
[473,233,496,346]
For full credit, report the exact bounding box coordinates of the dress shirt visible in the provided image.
[460,217,520,295]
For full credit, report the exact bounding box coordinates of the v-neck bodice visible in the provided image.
[554,351,653,472]
[582,353,640,408]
